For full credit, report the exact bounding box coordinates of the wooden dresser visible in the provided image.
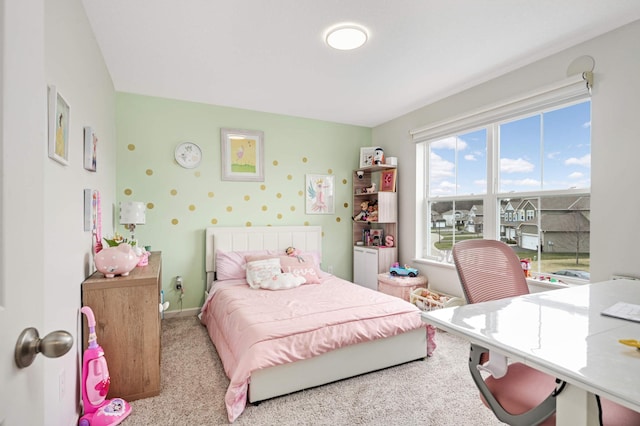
[81,251,162,401]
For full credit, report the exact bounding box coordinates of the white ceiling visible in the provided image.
[82,1,640,127]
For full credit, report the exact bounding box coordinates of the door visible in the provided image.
[0,1,47,424]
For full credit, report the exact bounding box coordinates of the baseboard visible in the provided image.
[163,307,200,319]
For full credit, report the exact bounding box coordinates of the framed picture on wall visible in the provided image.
[305,174,335,214]
[221,128,264,181]
[48,85,70,166]
[84,126,97,171]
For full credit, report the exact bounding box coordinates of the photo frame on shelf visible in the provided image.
[221,128,264,181]
[305,174,335,214]
[359,147,378,168]
[48,85,70,166]
[380,168,397,192]
[370,229,384,246]
[84,126,97,171]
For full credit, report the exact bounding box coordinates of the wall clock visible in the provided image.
[174,142,202,168]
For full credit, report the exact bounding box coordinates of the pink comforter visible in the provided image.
[200,275,425,422]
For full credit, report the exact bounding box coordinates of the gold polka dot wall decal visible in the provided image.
[246,222,252,227]
[304,221,310,226]
[262,205,268,211]
[127,144,135,151]
[244,195,250,201]
[302,157,308,163]
[170,189,177,196]
[189,204,196,211]
[260,185,266,190]
[226,206,233,212]
[336,217,341,222]
[287,174,292,180]
[344,202,349,208]
[273,160,279,166]
[298,190,303,196]
[146,169,153,176]
[276,193,282,199]
[208,192,214,198]
[171,218,179,225]
[277,213,283,219]
[211,218,218,224]
[124,188,132,196]
[342,178,348,185]
[147,202,154,209]
[290,206,295,211]
[328,169,333,174]
[195,171,201,177]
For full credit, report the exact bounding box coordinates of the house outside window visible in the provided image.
[416,88,591,280]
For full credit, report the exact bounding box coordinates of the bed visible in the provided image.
[201,226,427,422]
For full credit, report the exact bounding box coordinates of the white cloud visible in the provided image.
[464,154,476,161]
[565,153,591,168]
[431,136,467,151]
[430,180,457,196]
[547,151,560,160]
[568,171,583,179]
[429,152,454,180]
[500,157,535,173]
[583,121,591,128]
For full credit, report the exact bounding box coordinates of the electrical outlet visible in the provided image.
[175,276,183,290]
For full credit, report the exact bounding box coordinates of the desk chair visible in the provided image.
[452,239,640,426]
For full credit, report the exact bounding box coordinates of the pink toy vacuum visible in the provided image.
[79,306,132,426]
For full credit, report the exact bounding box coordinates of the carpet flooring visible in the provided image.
[121,315,504,425]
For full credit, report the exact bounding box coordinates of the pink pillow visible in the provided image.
[279,255,323,284]
[216,250,274,281]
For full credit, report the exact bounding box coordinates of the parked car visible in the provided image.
[390,264,419,277]
[553,269,590,280]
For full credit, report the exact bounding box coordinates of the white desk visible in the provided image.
[421,279,640,425]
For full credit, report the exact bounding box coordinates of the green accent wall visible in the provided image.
[116,93,371,310]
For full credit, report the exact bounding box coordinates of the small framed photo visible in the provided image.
[305,174,335,214]
[359,147,377,168]
[84,126,97,171]
[380,168,397,192]
[221,128,264,181]
[48,85,70,165]
[370,229,384,246]
[84,189,99,232]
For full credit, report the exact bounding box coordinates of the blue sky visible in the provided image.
[430,101,591,196]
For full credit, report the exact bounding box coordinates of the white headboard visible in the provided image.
[205,226,322,275]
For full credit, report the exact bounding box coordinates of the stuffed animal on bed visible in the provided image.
[286,246,305,262]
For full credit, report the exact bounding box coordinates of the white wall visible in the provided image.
[43,0,115,423]
[373,20,640,296]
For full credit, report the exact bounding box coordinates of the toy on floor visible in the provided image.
[79,306,131,426]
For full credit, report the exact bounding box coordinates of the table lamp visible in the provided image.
[119,201,146,244]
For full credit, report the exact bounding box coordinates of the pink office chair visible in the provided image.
[452,239,640,426]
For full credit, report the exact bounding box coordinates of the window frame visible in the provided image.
[413,75,592,277]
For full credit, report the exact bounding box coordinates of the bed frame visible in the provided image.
[205,226,427,403]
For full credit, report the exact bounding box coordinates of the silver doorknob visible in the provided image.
[14,327,73,368]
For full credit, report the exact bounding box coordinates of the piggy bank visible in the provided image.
[94,244,140,278]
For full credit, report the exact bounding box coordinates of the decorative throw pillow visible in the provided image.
[259,273,305,290]
[216,250,274,281]
[246,258,282,288]
[279,255,323,284]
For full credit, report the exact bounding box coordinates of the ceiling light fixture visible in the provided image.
[325,25,368,50]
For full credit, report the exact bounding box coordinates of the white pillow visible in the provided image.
[259,273,305,290]
[246,258,282,289]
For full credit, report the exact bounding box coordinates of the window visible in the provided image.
[414,76,591,280]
